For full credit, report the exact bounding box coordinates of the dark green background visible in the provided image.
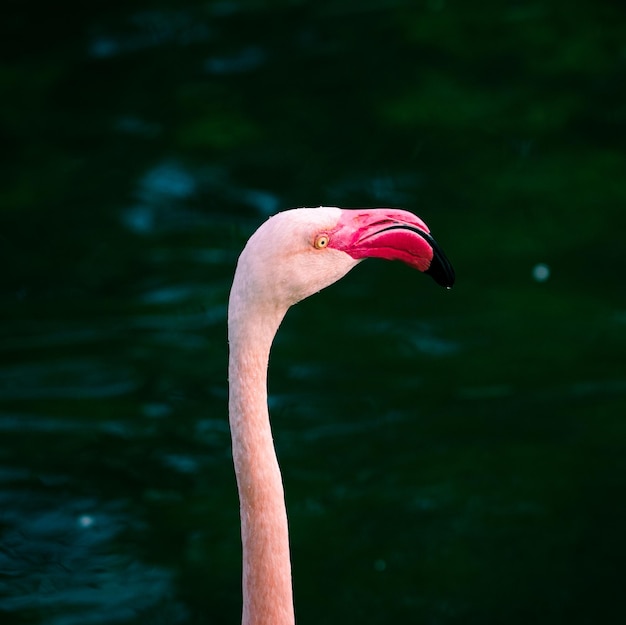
[2,1,625,624]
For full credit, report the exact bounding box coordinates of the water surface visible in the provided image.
[2,1,626,623]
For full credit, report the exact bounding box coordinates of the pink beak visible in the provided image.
[329,208,455,288]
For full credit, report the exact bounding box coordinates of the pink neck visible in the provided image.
[228,304,295,625]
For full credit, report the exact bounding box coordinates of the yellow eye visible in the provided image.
[314,234,330,249]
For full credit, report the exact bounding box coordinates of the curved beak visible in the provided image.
[329,208,455,288]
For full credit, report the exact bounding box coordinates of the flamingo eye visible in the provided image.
[314,234,330,249]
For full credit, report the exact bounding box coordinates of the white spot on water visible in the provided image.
[77,515,95,529]
[532,263,550,282]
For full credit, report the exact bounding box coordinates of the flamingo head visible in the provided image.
[230,207,454,316]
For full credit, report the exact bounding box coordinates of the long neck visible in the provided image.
[228,292,295,625]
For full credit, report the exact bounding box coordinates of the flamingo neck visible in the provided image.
[228,299,295,625]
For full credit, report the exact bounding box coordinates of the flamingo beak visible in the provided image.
[329,208,455,288]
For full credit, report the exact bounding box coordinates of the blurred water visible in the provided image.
[2,1,626,624]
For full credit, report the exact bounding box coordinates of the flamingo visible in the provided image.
[228,206,455,625]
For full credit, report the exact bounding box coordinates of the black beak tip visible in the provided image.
[425,248,455,289]
[411,228,455,289]
[383,224,455,289]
